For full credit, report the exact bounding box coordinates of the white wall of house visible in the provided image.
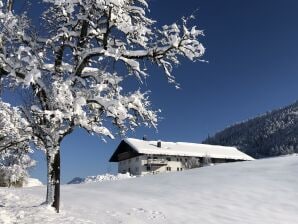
[118,155,217,176]
[118,156,143,175]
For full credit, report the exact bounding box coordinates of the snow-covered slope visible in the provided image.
[1,156,298,224]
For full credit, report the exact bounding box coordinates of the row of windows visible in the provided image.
[167,167,183,171]
[146,156,215,163]
[146,166,183,172]
[123,165,184,173]
[120,156,218,165]
[147,156,188,162]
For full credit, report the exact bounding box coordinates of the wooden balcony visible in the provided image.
[145,159,168,166]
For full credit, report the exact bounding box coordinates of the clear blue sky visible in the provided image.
[18,0,298,183]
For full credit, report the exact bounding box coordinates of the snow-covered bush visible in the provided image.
[0,151,35,187]
[202,155,212,166]
[184,157,200,169]
[0,101,35,187]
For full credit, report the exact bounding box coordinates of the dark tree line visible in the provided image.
[204,101,298,158]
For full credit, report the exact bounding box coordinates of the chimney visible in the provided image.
[157,141,161,148]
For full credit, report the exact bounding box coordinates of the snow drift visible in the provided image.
[67,173,134,184]
[23,178,43,188]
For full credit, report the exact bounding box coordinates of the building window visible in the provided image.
[147,156,151,159]
[166,157,171,161]
[185,158,188,162]
[146,166,151,171]
[177,158,179,161]
[180,168,183,171]
[166,167,171,171]
[177,167,180,171]
[135,167,139,172]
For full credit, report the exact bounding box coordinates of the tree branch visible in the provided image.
[103,7,112,50]
[74,7,113,77]
[0,139,28,153]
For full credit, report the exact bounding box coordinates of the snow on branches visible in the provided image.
[0,0,205,141]
[0,101,31,153]
[0,0,205,210]
[0,101,35,187]
[42,0,205,83]
[0,1,41,87]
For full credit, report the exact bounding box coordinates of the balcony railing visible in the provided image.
[145,159,168,165]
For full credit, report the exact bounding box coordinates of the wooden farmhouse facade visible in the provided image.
[109,138,254,176]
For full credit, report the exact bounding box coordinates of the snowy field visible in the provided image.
[1,155,298,224]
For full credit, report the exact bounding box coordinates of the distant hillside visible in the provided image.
[203,101,298,158]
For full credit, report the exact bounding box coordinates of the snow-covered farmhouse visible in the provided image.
[109,138,254,175]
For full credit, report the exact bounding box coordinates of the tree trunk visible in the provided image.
[46,146,60,213]
[6,0,14,12]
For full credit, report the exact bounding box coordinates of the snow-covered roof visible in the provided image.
[122,138,254,161]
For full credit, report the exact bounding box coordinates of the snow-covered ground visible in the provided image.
[1,155,298,224]
[68,173,135,184]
